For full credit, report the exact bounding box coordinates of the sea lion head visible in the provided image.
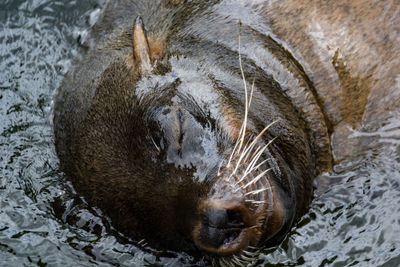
[60,16,314,262]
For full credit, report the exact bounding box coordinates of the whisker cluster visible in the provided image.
[223,28,279,198]
[208,26,282,266]
[210,245,261,266]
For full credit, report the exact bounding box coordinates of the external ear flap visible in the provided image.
[133,16,152,74]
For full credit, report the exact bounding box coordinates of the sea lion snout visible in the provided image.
[193,199,258,255]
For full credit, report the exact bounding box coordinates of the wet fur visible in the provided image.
[53,0,336,258]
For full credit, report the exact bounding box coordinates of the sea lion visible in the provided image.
[54,0,399,264]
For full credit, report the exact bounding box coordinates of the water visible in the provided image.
[1,0,400,266]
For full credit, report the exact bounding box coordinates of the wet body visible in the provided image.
[53,0,399,263]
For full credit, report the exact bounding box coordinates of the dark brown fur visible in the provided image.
[53,0,398,259]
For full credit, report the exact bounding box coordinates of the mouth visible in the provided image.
[203,226,255,255]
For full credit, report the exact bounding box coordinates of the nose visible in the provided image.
[202,208,245,244]
[193,201,256,255]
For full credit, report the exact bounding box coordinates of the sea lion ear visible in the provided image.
[133,16,152,74]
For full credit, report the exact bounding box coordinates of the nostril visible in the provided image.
[199,208,246,247]
[226,209,244,227]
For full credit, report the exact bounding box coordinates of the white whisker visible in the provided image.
[242,169,271,189]
[233,169,251,187]
[232,120,279,175]
[217,160,224,177]
[247,120,279,153]
[248,78,255,108]
[228,24,278,178]
[245,159,270,178]
[244,137,277,177]
[227,122,245,169]
[245,199,267,204]
[241,250,256,257]
[244,158,270,177]
[240,137,254,159]
[232,255,243,265]
[251,158,271,172]
[233,178,248,192]
[236,26,249,161]
[242,121,276,156]
[233,163,265,189]
[242,250,255,256]
[233,162,271,189]
[244,187,271,196]
[150,137,160,152]
[240,253,257,261]
[241,138,262,167]
[222,257,232,267]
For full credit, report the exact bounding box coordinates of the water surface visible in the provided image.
[1,1,400,266]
